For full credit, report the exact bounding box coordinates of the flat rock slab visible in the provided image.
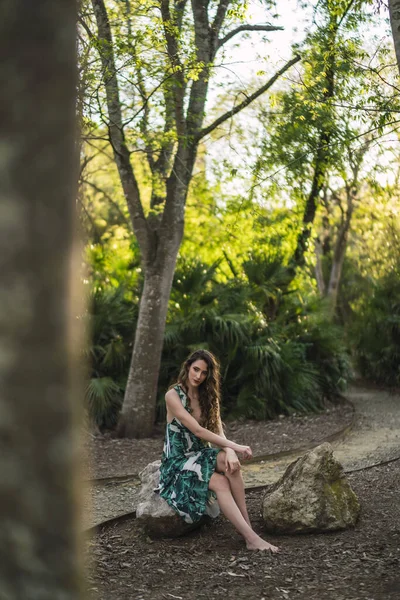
[83,479,140,531]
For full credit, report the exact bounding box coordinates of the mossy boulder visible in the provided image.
[262,443,360,534]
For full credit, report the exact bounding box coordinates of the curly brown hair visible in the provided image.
[173,349,222,434]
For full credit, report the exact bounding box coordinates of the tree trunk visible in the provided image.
[118,243,180,438]
[0,1,84,597]
[290,14,338,273]
[315,239,326,296]
[293,138,328,267]
[326,221,352,313]
[326,191,354,313]
[389,0,400,75]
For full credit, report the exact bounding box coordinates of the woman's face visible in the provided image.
[188,359,209,388]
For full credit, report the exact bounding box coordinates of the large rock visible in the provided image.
[136,460,211,538]
[262,443,360,534]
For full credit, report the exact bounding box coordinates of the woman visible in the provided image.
[158,349,280,553]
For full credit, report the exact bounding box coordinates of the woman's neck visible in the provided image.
[184,382,199,401]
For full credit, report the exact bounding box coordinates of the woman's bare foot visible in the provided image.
[246,537,280,553]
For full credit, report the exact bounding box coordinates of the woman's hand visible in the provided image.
[224,448,241,473]
[231,443,252,460]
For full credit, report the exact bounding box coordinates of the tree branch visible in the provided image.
[196,54,301,140]
[78,16,95,40]
[212,0,230,36]
[218,24,283,49]
[81,179,132,229]
[174,0,189,32]
[186,0,212,136]
[161,0,187,135]
[90,0,150,258]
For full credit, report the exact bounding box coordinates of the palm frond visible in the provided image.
[85,377,123,428]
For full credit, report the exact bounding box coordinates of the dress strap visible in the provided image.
[174,384,189,410]
[165,424,171,458]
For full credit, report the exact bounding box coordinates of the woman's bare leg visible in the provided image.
[216,452,251,526]
[209,473,280,553]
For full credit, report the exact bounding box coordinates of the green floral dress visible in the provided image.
[158,385,221,524]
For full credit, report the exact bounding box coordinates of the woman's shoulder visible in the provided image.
[167,383,185,394]
[166,384,187,406]
[165,386,179,399]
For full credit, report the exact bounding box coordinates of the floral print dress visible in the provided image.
[158,385,220,524]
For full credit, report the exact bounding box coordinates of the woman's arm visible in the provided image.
[217,417,230,450]
[165,390,252,458]
[217,417,241,472]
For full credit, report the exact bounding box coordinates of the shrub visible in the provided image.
[160,256,351,421]
[84,287,137,428]
[352,269,400,386]
[84,255,351,427]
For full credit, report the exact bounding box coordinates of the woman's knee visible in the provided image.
[216,451,227,473]
[225,465,241,479]
[217,450,242,476]
[209,472,230,493]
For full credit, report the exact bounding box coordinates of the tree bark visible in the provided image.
[315,239,326,296]
[0,1,84,597]
[293,131,332,268]
[118,248,180,437]
[326,186,355,313]
[389,0,400,75]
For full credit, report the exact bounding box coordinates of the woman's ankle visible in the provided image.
[245,531,260,545]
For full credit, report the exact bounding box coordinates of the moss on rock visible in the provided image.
[262,443,360,534]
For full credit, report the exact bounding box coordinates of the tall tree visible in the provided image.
[291,0,364,269]
[0,1,84,597]
[83,0,300,437]
[255,0,393,288]
[315,137,372,313]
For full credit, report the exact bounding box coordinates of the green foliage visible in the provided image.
[84,287,137,428]
[160,255,351,421]
[83,245,350,428]
[351,267,400,386]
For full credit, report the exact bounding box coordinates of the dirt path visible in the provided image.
[242,386,400,488]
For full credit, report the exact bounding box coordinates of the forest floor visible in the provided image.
[83,387,400,600]
[84,397,354,481]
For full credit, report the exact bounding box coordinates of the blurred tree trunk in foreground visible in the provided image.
[0,1,85,598]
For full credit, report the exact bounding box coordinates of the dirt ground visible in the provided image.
[84,394,399,600]
[84,459,400,600]
[85,398,354,480]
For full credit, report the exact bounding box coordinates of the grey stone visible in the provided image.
[262,443,360,534]
[136,460,210,538]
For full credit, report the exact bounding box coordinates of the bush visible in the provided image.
[352,268,400,386]
[159,256,351,421]
[84,287,137,428]
[84,255,351,427]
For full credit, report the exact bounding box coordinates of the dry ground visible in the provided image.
[85,460,400,600]
[83,394,399,600]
